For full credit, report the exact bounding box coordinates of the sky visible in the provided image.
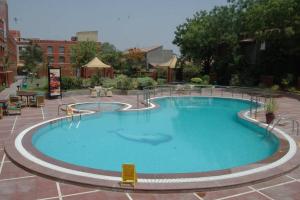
[8,0,227,53]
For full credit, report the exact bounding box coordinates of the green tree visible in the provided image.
[173,6,240,84]
[174,0,300,85]
[20,42,43,75]
[98,42,122,70]
[70,41,100,77]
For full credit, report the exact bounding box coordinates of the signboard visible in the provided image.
[48,67,62,98]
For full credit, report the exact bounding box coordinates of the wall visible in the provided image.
[32,40,77,77]
[147,47,174,65]
[76,31,98,42]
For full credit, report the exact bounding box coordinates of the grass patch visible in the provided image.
[23,77,48,92]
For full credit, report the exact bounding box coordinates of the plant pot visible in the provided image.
[266,112,275,124]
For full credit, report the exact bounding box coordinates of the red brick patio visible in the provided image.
[0,93,300,200]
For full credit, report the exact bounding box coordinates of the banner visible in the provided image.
[48,67,62,98]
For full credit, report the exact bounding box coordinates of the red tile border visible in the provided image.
[3,95,300,193]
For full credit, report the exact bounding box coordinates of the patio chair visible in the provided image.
[29,95,45,107]
[120,164,137,187]
[175,84,186,95]
[9,96,21,104]
[36,96,45,107]
[99,88,106,97]
[89,88,97,98]
[7,102,21,115]
[10,95,26,107]
[105,87,113,97]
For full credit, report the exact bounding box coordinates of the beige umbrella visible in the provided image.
[82,57,112,78]
[83,57,111,68]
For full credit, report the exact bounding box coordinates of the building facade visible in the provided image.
[0,0,17,86]
[124,45,177,82]
[15,31,101,77]
[16,36,77,77]
[34,39,77,77]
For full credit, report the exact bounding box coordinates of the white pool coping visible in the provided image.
[14,96,298,184]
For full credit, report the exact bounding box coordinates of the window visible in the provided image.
[59,46,65,54]
[59,56,65,63]
[47,46,53,54]
[47,56,54,64]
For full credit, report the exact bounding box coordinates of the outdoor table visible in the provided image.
[16,91,37,106]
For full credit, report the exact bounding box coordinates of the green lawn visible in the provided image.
[22,77,48,92]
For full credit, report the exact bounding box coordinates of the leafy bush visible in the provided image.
[271,84,280,91]
[281,74,294,89]
[191,77,203,84]
[61,77,83,90]
[102,78,117,88]
[115,75,132,90]
[131,78,139,89]
[90,74,103,87]
[157,78,167,85]
[201,75,210,85]
[82,79,91,88]
[288,87,297,93]
[136,77,157,89]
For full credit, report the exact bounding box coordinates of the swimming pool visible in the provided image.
[31,97,279,174]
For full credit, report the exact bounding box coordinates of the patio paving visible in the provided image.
[0,92,299,199]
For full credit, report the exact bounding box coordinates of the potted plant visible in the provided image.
[265,98,277,124]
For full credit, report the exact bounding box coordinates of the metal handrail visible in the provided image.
[57,103,75,116]
[267,116,300,135]
[139,84,275,109]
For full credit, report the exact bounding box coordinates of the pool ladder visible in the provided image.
[57,103,82,125]
[266,116,299,136]
[58,103,75,116]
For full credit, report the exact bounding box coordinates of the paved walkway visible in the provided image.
[0,93,299,199]
[0,76,24,99]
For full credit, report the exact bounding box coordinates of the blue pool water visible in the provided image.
[32,97,279,174]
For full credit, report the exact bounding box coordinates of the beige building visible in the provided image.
[76,31,98,42]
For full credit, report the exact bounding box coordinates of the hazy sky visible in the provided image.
[8,0,227,53]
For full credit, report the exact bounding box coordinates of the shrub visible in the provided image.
[271,84,280,91]
[157,78,167,85]
[201,75,210,85]
[115,75,132,90]
[131,78,139,89]
[229,74,240,86]
[61,77,83,90]
[288,87,297,93]
[281,73,294,89]
[102,78,117,88]
[82,79,91,88]
[90,74,103,87]
[136,77,157,89]
[191,77,203,84]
